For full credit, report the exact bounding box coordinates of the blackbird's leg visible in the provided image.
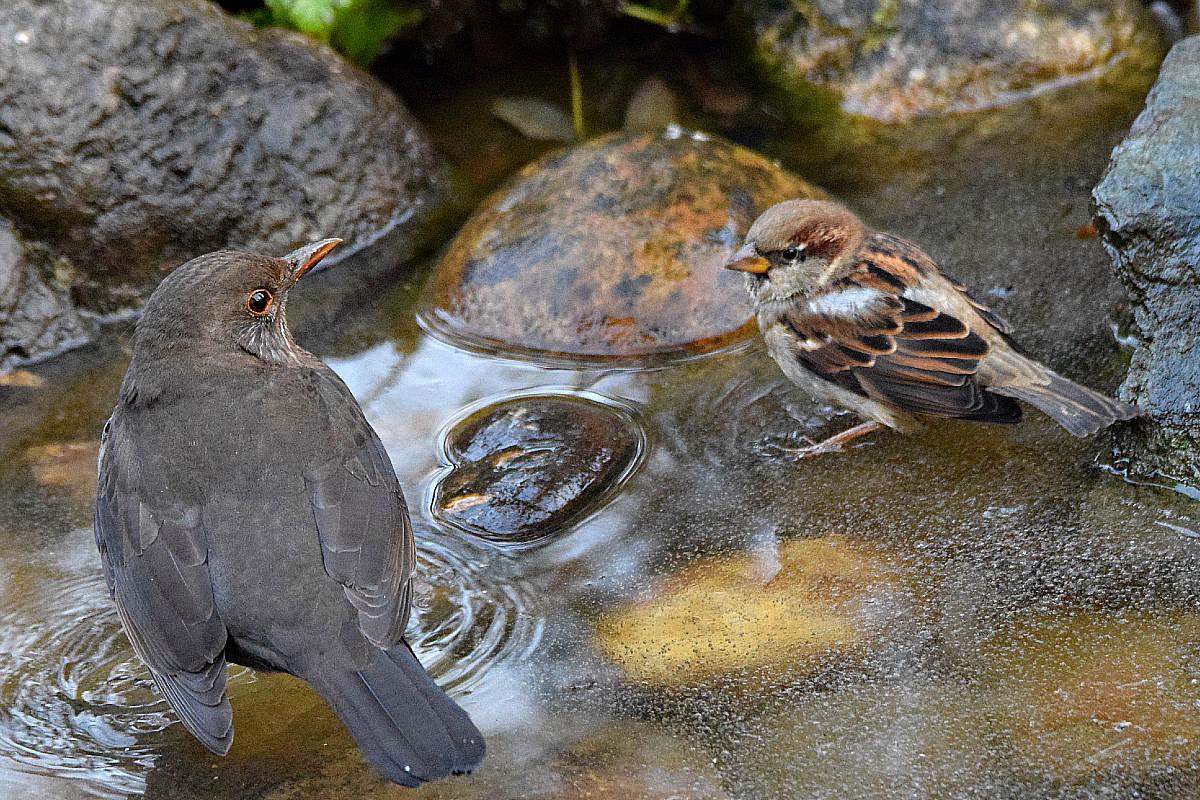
[769,420,885,459]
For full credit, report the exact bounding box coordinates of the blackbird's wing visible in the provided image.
[94,418,233,754]
[782,233,1021,423]
[301,366,414,650]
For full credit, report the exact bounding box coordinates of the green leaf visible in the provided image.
[257,0,424,65]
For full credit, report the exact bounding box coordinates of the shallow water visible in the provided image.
[2,36,1199,800]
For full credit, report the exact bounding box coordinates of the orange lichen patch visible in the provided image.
[421,131,824,362]
[595,536,904,688]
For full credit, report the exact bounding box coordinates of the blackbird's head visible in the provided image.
[725,199,865,307]
[135,239,341,367]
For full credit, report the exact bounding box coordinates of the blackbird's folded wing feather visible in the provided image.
[94,418,233,754]
[783,236,1022,423]
[301,367,414,650]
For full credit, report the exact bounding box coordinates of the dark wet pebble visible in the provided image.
[433,395,642,544]
[1094,34,1200,483]
[422,129,823,361]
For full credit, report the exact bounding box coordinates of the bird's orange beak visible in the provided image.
[724,242,770,274]
[284,238,342,284]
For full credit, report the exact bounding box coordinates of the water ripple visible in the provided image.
[0,571,166,797]
[408,533,545,693]
[0,535,542,797]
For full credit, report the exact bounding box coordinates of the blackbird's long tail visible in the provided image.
[303,642,485,787]
[990,368,1142,437]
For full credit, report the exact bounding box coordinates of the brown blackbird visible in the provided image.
[94,240,484,786]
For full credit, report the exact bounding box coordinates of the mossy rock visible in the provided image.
[734,0,1163,123]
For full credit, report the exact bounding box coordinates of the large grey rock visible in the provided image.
[735,0,1161,122]
[1094,35,1200,482]
[0,0,447,321]
[0,217,89,372]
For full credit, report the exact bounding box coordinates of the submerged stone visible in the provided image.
[25,441,100,505]
[595,537,903,688]
[1094,35,1200,484]
[735,0,1162,123]
[433,395,642,543]
[421,129,823,361]
[983,609,1200,781]
[264,720,730,800]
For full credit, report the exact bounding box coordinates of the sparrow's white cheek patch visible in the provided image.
[806,287,886,319]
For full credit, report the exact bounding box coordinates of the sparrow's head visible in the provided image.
[725,199,866,305]
[134,238,341,367]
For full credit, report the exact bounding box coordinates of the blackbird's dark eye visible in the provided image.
[782,244,806,262]
[246,289,273,315]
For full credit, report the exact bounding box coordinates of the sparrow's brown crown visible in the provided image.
[726,199,865,279]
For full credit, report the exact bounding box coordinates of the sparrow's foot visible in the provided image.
[761,420,884,460]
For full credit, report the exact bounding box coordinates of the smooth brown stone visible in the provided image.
[422,129,823,362]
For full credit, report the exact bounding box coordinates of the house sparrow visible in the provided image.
[95,240,484,785]
[726,199,1141,456]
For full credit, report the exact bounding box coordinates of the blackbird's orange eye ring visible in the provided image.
[246,289,273,315]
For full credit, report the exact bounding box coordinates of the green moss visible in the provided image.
[862,0,901,53]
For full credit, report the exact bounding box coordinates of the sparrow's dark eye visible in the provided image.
[246,289,273,315]
[782,245,806,262]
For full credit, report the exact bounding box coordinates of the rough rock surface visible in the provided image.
[0,217,88,371]
[1093,35,1200,482]
[433,395,642,544]
[422,128,823,361]
[0,0,447,323]
[736,0,1161,122]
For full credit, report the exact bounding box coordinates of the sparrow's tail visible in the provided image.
[302,642,485,787]
[989,366,1142,437]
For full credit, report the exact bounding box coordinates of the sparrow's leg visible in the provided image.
[769,420,884,459]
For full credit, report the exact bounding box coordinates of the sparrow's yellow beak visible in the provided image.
[724,242,770,274]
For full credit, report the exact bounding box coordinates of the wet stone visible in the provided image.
[735,0,1163,122]
[1094,34,1200,483]
[433,395,642,544]
[265,720,730,800]
[0,218,89,370]
[421,129,823,361]
[0,0,447,319]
